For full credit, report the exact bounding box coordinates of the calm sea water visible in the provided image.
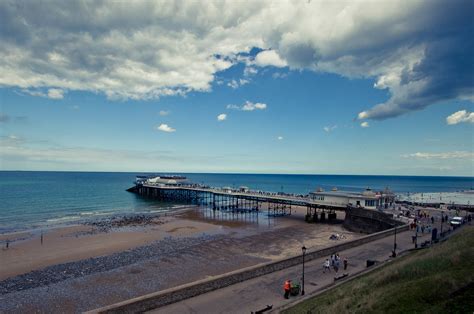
[0,171,472,233]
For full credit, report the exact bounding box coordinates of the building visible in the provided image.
[309,187,395,210]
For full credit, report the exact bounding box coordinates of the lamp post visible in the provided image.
[440,211,444,238]
[301,246,307,296]
[414,223,418,249]
[393,225,397,256]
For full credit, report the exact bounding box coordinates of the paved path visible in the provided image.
[149,228,432,314]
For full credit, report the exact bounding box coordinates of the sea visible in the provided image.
[0,171,473,233]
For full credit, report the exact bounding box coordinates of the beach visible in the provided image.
[0,205,358,313]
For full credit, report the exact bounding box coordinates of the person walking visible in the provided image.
[343,258,348,270]
[323,259,331,273]
[284,280,291,299]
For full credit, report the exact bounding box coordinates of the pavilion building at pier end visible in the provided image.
[309,188,395,210]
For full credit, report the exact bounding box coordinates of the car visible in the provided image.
[449,216,464,226]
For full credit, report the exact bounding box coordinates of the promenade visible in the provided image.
[149,228,432,314]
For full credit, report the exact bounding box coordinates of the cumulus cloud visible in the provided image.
[402,151,474,159]
[156,124,176,133]
[360,122,370,128]
[227,80,239,89]
[254,50,287,68]
[159,110,170,116]
[227,79,249,89]
[446,110,474,125]
[227,101,267,111]
[217,113,227,121]
[277,136,283,140]
[0,0,472,119]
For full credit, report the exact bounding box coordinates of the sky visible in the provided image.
[0,0,473,176]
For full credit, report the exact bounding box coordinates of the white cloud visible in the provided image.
[227,80,239,89]
[226,101,267,111]
[244,66,258,76]
[446,110,474,125]
[402,151,474,160]
[47,88,64,99]
[227,78,249,89]
[239,79,249,86]
[159,110,170,116]
[277,136,283,140]
[272,72,288,79]
[0,0,472,120]
[243,101,266,111]
[323,125,337,132]
[156,124,176,133]
[360,122,370,128]
[71,105,80,110]
[22,88,65,99]
[254,50,287,68]
[217,113,227,121]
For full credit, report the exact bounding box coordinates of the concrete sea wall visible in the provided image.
[344,207,404,233]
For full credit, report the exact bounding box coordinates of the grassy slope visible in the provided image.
[283,226,474,314]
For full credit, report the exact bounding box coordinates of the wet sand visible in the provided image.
[0,214,225,280]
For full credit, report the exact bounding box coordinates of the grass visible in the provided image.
[283,226,474,314]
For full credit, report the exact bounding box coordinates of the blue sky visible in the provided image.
[0,1,473,176]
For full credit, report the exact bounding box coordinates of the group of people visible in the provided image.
[323,253,347,273]
[283,253,349,299]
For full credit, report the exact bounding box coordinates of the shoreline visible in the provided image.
[0,206,227,281]
[0,204,198,237]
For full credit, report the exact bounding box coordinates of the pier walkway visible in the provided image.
[134,184,346,217]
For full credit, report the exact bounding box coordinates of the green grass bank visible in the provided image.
[283,226,474,314]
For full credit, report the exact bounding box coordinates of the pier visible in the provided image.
[129,184,343,219]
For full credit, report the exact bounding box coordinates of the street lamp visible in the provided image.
[414,222,418,249]
[440,211,444,238]
[393,225,397,257]
[301,246,307,296]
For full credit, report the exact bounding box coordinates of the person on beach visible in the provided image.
[41,232,43,245]
[284,280,291,299]
[324,259,331,273]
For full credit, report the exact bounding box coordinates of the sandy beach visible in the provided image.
[0,205,357,313]
[0,205,351,280]
[0,213,227,280]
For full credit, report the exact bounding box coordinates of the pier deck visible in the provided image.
[132,184,346,218]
